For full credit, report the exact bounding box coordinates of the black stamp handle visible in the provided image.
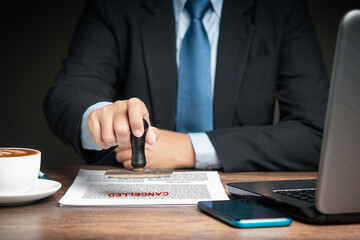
[130,119,149,171]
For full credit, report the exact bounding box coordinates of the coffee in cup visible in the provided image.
[0,148,41,195]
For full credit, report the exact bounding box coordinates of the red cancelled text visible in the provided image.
[108,192,170,197]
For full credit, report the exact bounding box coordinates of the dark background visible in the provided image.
[1,0,359,167]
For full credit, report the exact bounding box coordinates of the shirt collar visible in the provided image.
[211,0,223,17]
[173,0,223,22]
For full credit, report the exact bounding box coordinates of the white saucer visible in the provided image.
[0,179,61,206]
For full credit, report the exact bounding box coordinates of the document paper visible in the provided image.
[59,169,229,206]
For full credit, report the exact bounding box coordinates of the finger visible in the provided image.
[100,109,117,147]
[114,145,131,153]
[145,126,159,145]
[87,111,110,149]
[127,98,149,137]
[113,109,131,147]
[123,160,132,169]
[114,148,132,163]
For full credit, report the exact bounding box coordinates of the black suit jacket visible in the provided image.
[44,0,329,171]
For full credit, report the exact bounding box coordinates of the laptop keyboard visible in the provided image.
[274,188,316,203]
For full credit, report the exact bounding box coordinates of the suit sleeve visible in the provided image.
[43,0,120,164]
[207,0,330,172]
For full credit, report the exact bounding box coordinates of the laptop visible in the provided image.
[227,10,360,224]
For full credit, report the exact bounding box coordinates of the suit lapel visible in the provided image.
[213,0,254,128]
[141,0,178,130]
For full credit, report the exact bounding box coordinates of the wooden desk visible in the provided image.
[0,165,359,240]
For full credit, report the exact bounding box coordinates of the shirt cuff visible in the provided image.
[81,101,113,151]
[188,133,222,170]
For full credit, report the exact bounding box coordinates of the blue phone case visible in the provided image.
[198,199,292,228]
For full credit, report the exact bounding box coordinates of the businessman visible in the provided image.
[44,0,329,172]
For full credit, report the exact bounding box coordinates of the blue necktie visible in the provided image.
[176,0,213,133]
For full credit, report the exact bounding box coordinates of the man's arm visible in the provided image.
[44,1,159,164]
[208,0,329,172]
[43,0,119,163]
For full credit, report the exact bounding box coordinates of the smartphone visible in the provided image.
[198,199,292,228]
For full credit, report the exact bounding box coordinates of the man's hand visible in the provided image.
[114,129,195,169]
[87,98,159,149]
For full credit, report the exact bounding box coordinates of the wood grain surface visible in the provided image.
[0,165,359,240]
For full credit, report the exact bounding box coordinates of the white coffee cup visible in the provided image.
[0,148,41,195]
